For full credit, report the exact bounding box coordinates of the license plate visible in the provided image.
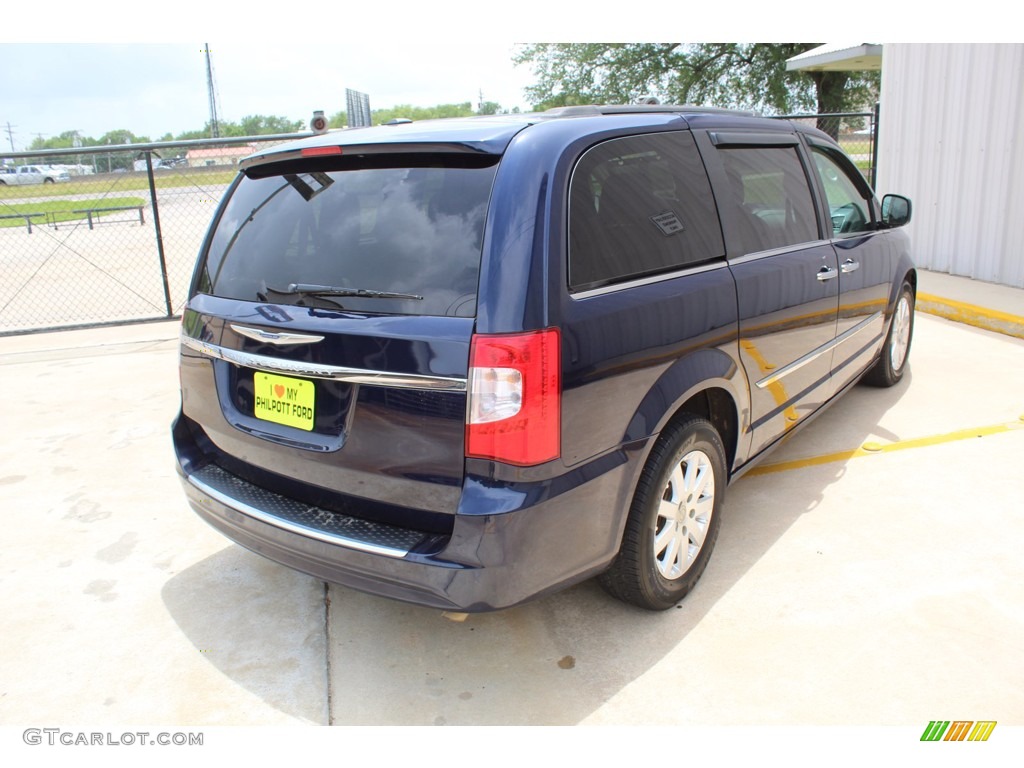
[253,372,315,431]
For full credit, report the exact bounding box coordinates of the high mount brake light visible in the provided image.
[300,146,343,157]
[466,329,561,466]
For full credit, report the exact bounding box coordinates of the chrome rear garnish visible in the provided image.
[181,334,467,392]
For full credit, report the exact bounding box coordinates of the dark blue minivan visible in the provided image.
[173,105,915,611]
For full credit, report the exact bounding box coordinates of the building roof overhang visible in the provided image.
[786,43,883,72]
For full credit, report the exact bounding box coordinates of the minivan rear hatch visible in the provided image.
[178,146,501,531]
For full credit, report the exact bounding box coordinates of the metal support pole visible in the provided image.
[145,151,174,317]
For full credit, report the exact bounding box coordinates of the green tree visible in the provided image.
[173,127,212,141]
[329,103,478,128]
[97,129,150,145]
[27,130,88,151]
[173,115,303,140]
[234,114,305,135]
[514,44,880,136]
[373,103,476,124]
[82,130,137,171]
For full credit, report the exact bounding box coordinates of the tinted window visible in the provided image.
[569,132,724,292]
[811,148,873,235]
[198,161,498,317]
[718,146,819,254]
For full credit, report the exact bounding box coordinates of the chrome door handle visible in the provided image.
[817,266,838,281]
[841,259,860,273]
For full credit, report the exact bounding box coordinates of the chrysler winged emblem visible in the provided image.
[230,325,324,345]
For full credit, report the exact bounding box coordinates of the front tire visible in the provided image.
[864,280,914,387]
[43,177,54,184]
[600,416,726,611]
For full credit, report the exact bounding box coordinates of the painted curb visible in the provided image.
[917,292,1024,340]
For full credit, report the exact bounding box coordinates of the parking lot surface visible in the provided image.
[0,287,1021,726]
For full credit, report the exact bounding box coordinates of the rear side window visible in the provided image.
[569,132,724,292]
[196,159,498,317]
[717,146,819,254]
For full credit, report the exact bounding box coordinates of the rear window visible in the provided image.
[196,157,498,317]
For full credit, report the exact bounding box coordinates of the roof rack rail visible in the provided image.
[540,104,758,118]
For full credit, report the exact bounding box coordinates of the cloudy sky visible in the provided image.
[0,7,999,152]
[0,42,537,149]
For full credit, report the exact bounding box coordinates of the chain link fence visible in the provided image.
[1,111,877,335]
[774,108,879,188]
[0,134,306,335]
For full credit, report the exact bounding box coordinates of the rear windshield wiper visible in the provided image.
[272,283,424,301]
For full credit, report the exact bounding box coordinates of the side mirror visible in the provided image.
[881,194,912,228]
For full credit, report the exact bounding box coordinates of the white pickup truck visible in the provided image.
[0,165,71,185]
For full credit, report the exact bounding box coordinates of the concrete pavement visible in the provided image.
[0,270,1021,727]
[0,322,326,725]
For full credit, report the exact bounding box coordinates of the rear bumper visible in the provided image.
[176,418,649,612]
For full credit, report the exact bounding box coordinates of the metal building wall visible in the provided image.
[875,43,1024,288]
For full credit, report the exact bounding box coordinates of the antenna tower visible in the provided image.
[205,44,220,138]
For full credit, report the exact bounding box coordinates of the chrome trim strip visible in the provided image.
[571,260,727,300]
[181,334,467,392]
[230,324,325,345]
[725,240,832,266]
[755,311,883,389]
[187,474,411,558]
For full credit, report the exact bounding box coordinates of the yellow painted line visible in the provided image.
[741,339,800,426]
[918,292,1024,340]
[747,419,1024,476]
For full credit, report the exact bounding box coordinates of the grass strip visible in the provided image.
[0,197,147,228]
[0,170,236,200]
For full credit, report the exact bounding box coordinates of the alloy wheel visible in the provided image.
[654,449,715,580]
[890,294,912,372]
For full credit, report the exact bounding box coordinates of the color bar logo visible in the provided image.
[921,721,997,741]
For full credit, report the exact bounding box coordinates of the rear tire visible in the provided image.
[864,280,914,387]
[600,416,726,611]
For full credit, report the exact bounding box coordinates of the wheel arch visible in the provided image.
[888,230,917,307]
[666,387,740,477]
[881,262,916,331]
[623,347,747,477]
[904,265,917,293]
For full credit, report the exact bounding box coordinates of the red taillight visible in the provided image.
[300,146,343,157]
[466,329,561,466]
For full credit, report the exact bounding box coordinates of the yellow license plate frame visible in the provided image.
[253,372,316,431]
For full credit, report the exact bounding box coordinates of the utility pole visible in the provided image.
[4,122,15,152]
[205,44,220,138]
